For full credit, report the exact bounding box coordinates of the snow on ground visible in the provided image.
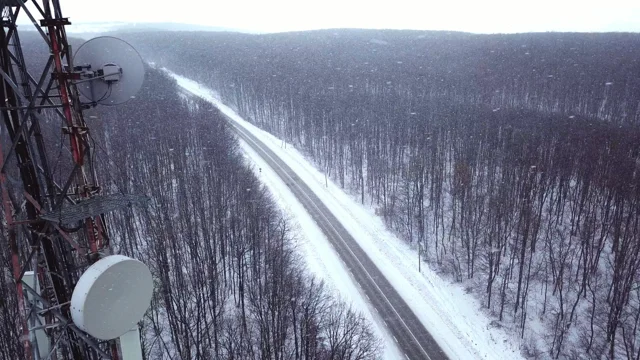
[166,69,401,359]
[165,68,525,360]
[238,142,402,360]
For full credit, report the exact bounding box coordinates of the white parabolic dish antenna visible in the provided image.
[71,255,153,340]
[73,36,145,106]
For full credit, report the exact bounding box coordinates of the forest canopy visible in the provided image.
[122,29,640,359]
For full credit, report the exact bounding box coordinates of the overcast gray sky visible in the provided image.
[22,0,640,33]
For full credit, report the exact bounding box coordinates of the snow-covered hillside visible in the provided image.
[166,68,525,360]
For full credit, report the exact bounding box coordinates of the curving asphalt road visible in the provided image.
[227,119,449,360]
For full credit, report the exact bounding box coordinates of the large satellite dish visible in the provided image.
[73,36,145,106]
[70,255,153,340]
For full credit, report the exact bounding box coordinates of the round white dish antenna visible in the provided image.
[71,255,153,340]
[73,36,145,106]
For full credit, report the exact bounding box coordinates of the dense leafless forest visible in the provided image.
[0,33,380,359]
[121,29,640,359]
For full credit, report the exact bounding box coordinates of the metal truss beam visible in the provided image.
[0,1,118,359]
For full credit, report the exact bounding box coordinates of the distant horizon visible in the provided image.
[18,21,640,35]
[15,0,640,34]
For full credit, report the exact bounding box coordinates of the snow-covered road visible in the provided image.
[165,68,524,360]
[232,120,427,359]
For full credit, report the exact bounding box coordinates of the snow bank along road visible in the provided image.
[167,68,525,360]
[226,117,448,360]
